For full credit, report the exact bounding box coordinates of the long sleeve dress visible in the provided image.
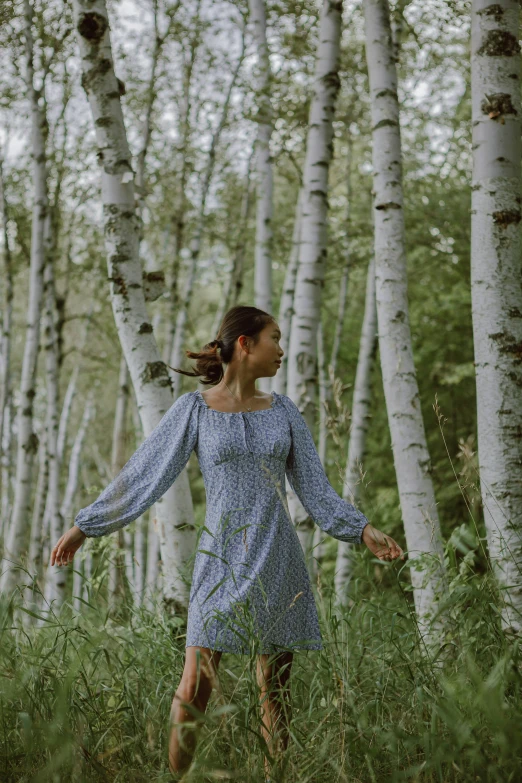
[75,389,369,654]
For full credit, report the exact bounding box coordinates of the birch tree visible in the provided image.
[285,0,343,560]
[274,189,303,396]
[364,0,447,641]
[0,153,13,508]
[0,0,49,594]
[470,0,522,636]
[248,0,274,320]
[72,0,197,611]
[335,256,377,603]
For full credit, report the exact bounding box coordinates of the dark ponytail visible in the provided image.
[168,305,275,386]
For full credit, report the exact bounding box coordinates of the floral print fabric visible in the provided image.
[75,390,369,653]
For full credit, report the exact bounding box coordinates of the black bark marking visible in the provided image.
[95,116,113,127]
[108,275,127,296]
[490,331,522,359]
[24,432,40,455]
[80,58,111,94]
[492,209,521,228]
[323,70,341,92]
[141,361,170,384]
[144,270,165,283]
[375,202,401,210]
[77,12,107,42]
[481,93,517,118]
[477,4,504,22]
[477,30,520,57]
[138,322,153,334]
[374,118,398,130]
[376,88,396,99]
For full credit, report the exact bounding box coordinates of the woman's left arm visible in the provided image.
[282,394,404,561]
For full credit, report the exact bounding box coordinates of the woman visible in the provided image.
[51,305,403,781]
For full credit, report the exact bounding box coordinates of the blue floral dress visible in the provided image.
[75,389,369,654]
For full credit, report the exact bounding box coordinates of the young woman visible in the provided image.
[51,305,403,781]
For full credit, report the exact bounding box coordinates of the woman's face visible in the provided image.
[239,322,284,375]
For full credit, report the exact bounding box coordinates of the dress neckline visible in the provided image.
[195,388,277,415]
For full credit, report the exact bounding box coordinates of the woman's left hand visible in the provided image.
[362,523,404,562]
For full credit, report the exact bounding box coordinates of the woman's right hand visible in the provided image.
[50,525,87,567]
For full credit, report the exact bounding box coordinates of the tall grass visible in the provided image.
[1,532,521,782]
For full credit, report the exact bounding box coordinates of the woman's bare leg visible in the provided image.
[256,651,293,780]
[169,646,222,777]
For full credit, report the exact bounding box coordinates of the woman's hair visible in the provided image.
[168,305,276,386]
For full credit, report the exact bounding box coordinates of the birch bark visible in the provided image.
[72,0,197,611]
[285,0,343,559]
[0,0,49,594]
[335,257,377,603]
[364,0,447,639]
[41,244,66,608]
[0,155,13,505]
[107,355,132,610]
[249,0,274,320]
[329,136,353,382]
[274,189,303,396]
[471,0,522,635]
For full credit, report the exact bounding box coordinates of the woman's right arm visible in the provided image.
[51,391,199,564]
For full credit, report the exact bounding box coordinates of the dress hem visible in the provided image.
[185,642,324,654]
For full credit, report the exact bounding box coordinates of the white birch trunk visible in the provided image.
[63,393,95,614]
[72,0,197,612]
[364,0,447,641]
[170,29,245,398]
[1,403,13,544]
[108,355,131,611]
[72,557,84,614]
[23,420,48,625]
[470,0,522,636]
[0,0,49,594]
[274,190,303,396]
[313,320,328,567]
[285,0,343,565]
[249,0,274,322]
[42,249,67,610]
[128,399,146,604]
[335,257,377,604]
[56,312,92,466]
[329,137,353,381]
[60,392,95,527]
[0,155,14,511]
